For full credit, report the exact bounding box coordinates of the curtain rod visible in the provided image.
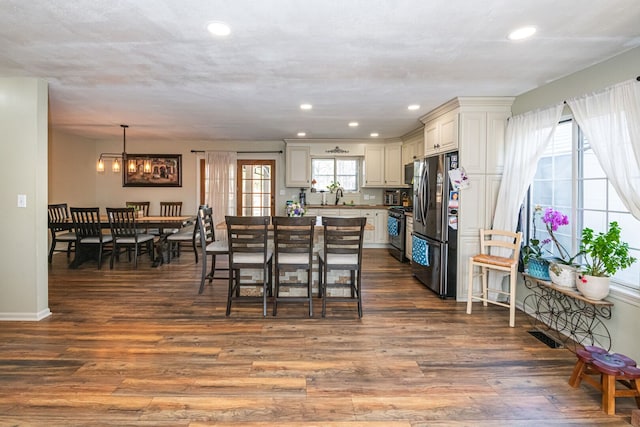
[190,149,283,154]
[563,75,640,104]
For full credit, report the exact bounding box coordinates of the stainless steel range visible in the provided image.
[388,206,408,262]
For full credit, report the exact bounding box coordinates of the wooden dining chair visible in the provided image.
[160,201,182,216]
[47,203,76,263]
[466,229,523,327]
[195,207,229,293]
[106,207,155,269]
[70,207,113,269]
[272,216,316,317]
[157,201,183,236]
[318,216,367,318]
[125,201,150,216]
[126,201,151,233]
[225,216,272,317]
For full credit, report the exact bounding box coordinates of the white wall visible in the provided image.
[0,78,50,320]
[48,129,97,206]
[512,46,640,114]
[512,46,640,361]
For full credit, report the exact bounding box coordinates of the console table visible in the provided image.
[522,274,613,352]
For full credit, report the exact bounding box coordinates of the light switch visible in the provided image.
[17,194,27,208]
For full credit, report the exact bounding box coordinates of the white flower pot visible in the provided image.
[549,263,576,288]
[576,274,610,300]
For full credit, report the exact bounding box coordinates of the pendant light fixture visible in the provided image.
[96,124,129,173]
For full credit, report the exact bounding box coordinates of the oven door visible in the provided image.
[388,214,403,249]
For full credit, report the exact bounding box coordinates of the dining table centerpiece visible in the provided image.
[286,202,305,217]
[576,221,636,300]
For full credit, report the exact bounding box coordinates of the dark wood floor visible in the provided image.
[0,249,634,426]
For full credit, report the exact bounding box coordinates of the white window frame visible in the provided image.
[311,157,361,192]
[527,118,640,302]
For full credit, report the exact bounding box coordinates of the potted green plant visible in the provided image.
[327,181,341,193]
[576,221,636,300]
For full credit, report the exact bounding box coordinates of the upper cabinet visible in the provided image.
[401,126,425,165]
[423,109,459,157]
[285,145,311,187]
[420,97,513,169]
[363,142,403,187]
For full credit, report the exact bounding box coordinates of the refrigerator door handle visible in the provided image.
[420,163,429,225]
[416,165,423,225]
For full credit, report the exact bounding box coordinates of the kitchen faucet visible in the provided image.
[335,188,344,205]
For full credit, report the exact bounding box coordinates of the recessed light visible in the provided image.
[508,26,536,41]
[408,104,420,111]
[370,132,379,137]
[348,122,359,127]
[207,21,231,37]
[297,132,306,137]
[300,103,312,110]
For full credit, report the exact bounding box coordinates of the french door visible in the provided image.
[237,160,275,217]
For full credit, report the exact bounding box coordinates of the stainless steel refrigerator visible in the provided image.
[411,151,458,299]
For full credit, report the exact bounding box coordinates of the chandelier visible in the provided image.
[96,124,131,173]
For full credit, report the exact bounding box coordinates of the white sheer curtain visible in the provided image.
[205,151,237,241]
[566,79,640,220]
[488,104,563,298]
[492,104,564,233]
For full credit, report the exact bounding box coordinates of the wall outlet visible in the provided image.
[17,194,27,208]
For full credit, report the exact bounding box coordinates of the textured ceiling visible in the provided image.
[1,0,639,141]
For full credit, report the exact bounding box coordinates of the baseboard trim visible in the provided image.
[0,308,52,321]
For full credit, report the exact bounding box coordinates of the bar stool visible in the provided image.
[318,216,366,318]
[225,216,273,317]
[466,229,522,327]
[272,216,316,317]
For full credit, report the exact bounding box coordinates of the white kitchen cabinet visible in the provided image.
[309,207,387,247]
[285,145,311,187]
[363,143,403,187]
[457,174,486,232]
[459,110,511,175]
[457,235,481,302]
[486,111,511,175]
[318,208,340,217]
[402,126,425,165]
[405,214,413,261]
[423,109,458,156]
[360,210,375,244]
[458,112,487,175]
[374,209,389,244]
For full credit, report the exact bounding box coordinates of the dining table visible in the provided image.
[56,215,195,268]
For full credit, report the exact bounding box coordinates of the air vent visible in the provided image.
[528,330,563,349]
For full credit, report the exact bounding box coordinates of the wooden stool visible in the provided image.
[569,345,640,415]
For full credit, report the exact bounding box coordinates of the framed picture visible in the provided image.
[123,154,182,187]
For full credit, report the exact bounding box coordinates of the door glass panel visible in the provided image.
[237,160,275,217]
